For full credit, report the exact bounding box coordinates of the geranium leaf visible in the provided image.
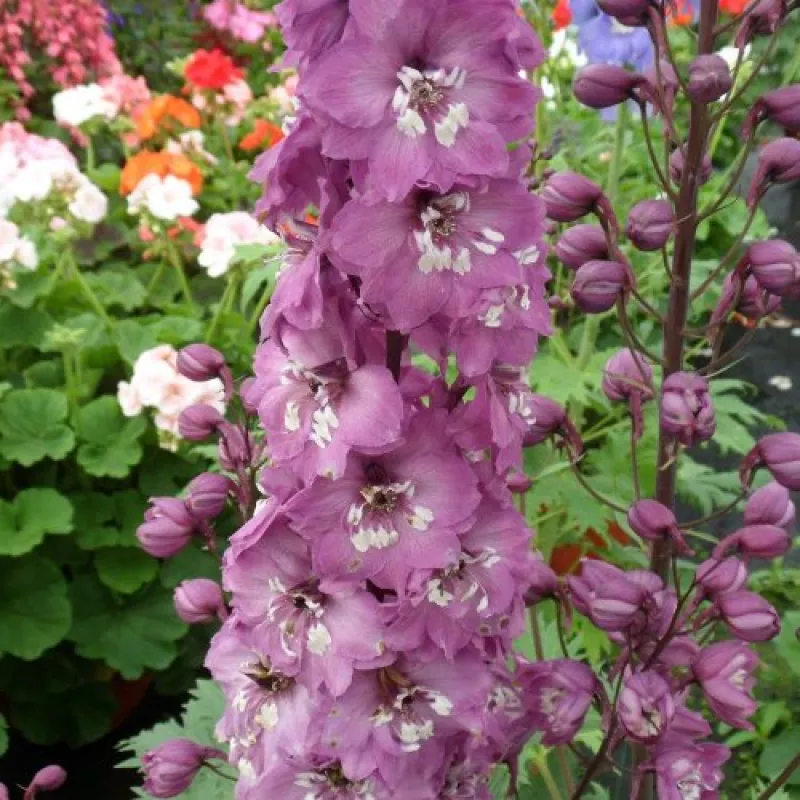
[95,547,159,594]
[0,488,73,556]
[76,396,146,478]
[0,389,75,466]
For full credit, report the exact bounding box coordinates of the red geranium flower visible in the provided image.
[185,49,243,91]
[553,0,572,30]
[720,0,748,13]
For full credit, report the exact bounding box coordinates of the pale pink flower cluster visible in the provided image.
[0,0,120,119]
[99,73,151,118]
[267,73,299,114]
[127,176,199,222]
[192,80,254,127]
[0,218,37,287]
[198,211,278,277]
[166,131,218,167]
[118,345,226,449]
[203,0,277,43]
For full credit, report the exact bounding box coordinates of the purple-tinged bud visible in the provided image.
[554,224,609,270]
[518,659,598,745]
[746,239,800,296]
[713,523,791,561]
[573,64,642,109]
[541,171,605,223]
[568,560,647,632]
[524,556,560,605]
[522,394,584,456]
[686,55,732,104]
[744,481,796,531]
[596,0,650,25]
[736,0,787,46]
[177,344,227,382]
[218,422,252,471]
[711,272,781,325]
[659,372,716,446]
[747,137,800,208]
[625,199,674,251]
[627,499,693,554]
[744,85,800,137]
[238,377,260,416]
[741,432,800,490]
[178,404,225,441]
[174,579,227,624]
[142,739,227,798]
[716,590,780,642]
[506,472,533,494]
[185,473,232,521]
[618,671,675,744]
[602,349,654,403]
[693,641,758,729]
[670,149,712,186]
[137,497,196,558]
[695,557,748,598]
[641,60,679,117]
[571,259,630,313]
[24,766,67,799]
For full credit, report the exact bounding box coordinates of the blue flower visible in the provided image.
[575,5,654,71]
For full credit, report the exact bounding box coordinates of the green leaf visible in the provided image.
[0,714,8,757]
[0,389,75,465]
[88,163,121,193]
[0,488,73,556]
[68,578,187,679]
[119,680,232,800]
[774,610,800,676]
[24,360,64,389]
[159,546,221,588]
[0,305,52,349]
[760,728,800,786]
[4,271,51,308]
[86,271,147,312]
[677,457,742,517]
[0,556,71,659]
[77,396,146,478]
[95,548,159,594]
[71,492,124,550]
[114,320,159,365]
[489,764,511,799]
[710,379,770,455]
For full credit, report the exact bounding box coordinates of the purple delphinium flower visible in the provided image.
[692,641,759,729]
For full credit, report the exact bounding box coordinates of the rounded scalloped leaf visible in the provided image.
[0,389,75,466]
[0,556,71,659]
[0,488,73,557]
[76,396,146,478]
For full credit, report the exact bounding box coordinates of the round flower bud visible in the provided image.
[177,344,227,382]
[174,579,226,624]
[573,64,641,109]
[143,739,226,798]
[746,239,800,296]
[137,498,196,558]
[554,224,609,270]
[571,259,629,313]
[618,671,675,744]
[712,273,781,326]
[602,349,654,402]
[659,372,716,446]
[744,481,795,531]
[716,590,780,642]
[185,473,232,521]
[747,137,800,208]
[27,765,67,795]
[506,472,533,494]
[596,0,651,25]
[178,404,225,441]
[687,55,732,104]
[524,555,560,605]
[238,377,260,416]
[627,499,677,542]
[541,171,604,223]
[741,432,800,490]
[713,523,791,560]
[670,149,712,186]
[745,85,800,137]
[736,0,787,46]
[625,199,674,251]
[695,557,748,598]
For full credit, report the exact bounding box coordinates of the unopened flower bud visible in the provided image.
[569,560,648,632]
[695,557,748,598]
[628,498,693,554]
[618,671,675,744]
[741,432,800,490]
[25,765,67,798]
[174,579,227,624]
[603,349,654,439]
[185,473,232,521]
[744,85,800,137]
[736,0,787,46]
[596,0,651,25]
[238,377,260,415]
[554,224,609,270]
[524,556,560,604]
[747,137,800,208]
[218,422,252,471]
[573,64,642,109]
[178,404,225,441]
[713,523,791,560]
[506,472,533,494]
[660,372,715,446]
[541,171,605,223]
[571,259,630,313]
[744,481,796,530]
[712,272,781,325]
[746,239,800,296]
[626,199,674,251]
[717,590,780,641]
[687,55,732,104]
[137,498,196,558]
[143,739,227,798]
[641,60,679,117]
[670,149,712,186]
[177,344,227,382]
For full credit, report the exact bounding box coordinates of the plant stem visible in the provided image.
[577,103,628,370]
[68,252,113,328]
[207,273,239,343]
[145,259,167,302]
[651,0,719,582]
[758,752,800,799]
[164,237,196,309]
[248,281,273,337]
[535,756,563,800]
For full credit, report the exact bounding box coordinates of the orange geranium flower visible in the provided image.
[553,0,572,30]
[185,49,243,90]
[720,0,748,13]
[135,95,202,141]
[120,151,204,196]
[239,119,285,152]
[667,0,694,25]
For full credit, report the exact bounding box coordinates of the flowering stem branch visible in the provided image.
[681,488,748,528]
[145,259,168,302]
[67,251,113,329]
[248,282,273,337]
[638,104,676,200]
[569,458,628,514]
[207,273,239,343]
[164,237,196,309]
[203,762,237,782]
[651,0,719,581]
[757,752,800,799]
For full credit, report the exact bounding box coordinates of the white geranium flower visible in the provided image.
[68,183,108,224]
[128,175,198,221]
[198,211,278,277]
[52,83,119,128]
